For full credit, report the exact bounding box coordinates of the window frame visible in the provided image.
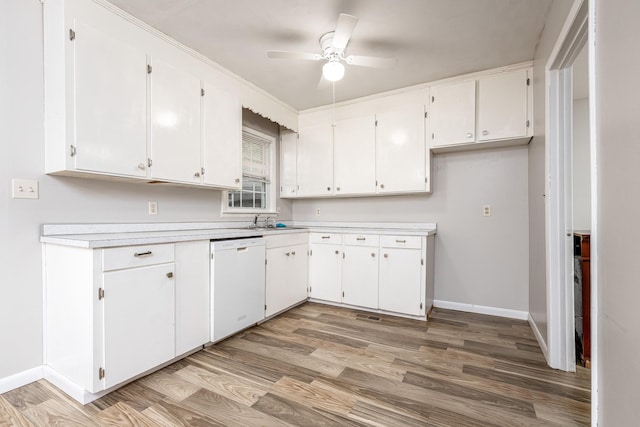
[221,126,277,217]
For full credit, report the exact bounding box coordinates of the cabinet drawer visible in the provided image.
[343,234,379,247]
[309,233,343,244]
[103,244,175,271]
[266,233,308,249]
[380,235,422,249]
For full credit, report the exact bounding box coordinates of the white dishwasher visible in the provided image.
[210,237,265,342]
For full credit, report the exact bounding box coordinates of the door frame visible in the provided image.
[545,0,590,372]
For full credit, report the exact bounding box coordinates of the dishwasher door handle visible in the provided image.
[236,247,248,252]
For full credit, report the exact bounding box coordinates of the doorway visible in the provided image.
[545,0,595,371]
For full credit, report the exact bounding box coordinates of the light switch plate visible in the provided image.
[12,179,39,199]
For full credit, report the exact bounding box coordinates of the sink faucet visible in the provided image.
[252,214,261,228]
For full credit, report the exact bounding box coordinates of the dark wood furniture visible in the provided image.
[575,232,591,367]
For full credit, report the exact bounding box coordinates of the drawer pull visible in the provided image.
[356,237,366,241]
[134,251,152,257]
[286,252,291,256]
[395,239,407,243]
[321,236,331,239]
[291,251,296,256]
[166,272,174,279]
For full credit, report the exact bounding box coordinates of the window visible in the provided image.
[223,127,276,214]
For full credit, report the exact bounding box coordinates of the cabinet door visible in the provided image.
[289,244,310,307]
[334,115,376,195]
[342,246,379,309]
[266,244,309,317]
[202,82,242,188]
[379,248,422,316]
[280,130,298,197]
[309,243,342,302]
[430,80,476,147]
[376,106,427,193]
[297,123,334,197]
[478,69,528,141]
[103,263,175,389]
[265,247,289,317]
[74,21,147,177]
[175,241,210,355]
[150,58,202,184]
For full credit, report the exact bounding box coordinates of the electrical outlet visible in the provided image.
[315,208,321,216]
[11,179,39,199]
[148,201,158,215]
[483,204,491,217]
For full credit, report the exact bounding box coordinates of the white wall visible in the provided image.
[572,98,591,231]
[0,0,291,382]
[595,0,640,423]
[293,146,530,313]
[528,0,574,345]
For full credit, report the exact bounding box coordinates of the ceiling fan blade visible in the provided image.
[266,50,322,61]
[345,55,397,68]
[332,14,358,50]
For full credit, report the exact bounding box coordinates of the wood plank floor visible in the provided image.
[0,303,591,426]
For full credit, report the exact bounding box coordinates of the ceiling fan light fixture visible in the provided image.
[322,60,345,82]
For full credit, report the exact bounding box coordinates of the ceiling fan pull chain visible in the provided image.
[332,81,337,127]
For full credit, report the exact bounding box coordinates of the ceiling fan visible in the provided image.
[266,13,396,83]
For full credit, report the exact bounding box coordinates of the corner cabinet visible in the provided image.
[430,68,532,152]
[43,241,210,399]
[43,0,241,190]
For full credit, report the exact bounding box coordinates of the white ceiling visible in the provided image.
[108,0,552,111]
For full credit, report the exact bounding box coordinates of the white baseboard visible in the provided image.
[528,313,549,362]
[0,366,44,394]
[43,366,108,404]
[433,300,529,320]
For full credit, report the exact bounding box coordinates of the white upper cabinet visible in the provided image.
[478,69,529,141]
[202,82,242,189]
[334,115,377,195]
[430,67,532,152]
[376,106,428,194]
[149,58,202,184]
[297,123,334,197]
[430,80,477,147]
[72,21,148,177]
[279,130,298,197]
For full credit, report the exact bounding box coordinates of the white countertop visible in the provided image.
[41,221,436,249]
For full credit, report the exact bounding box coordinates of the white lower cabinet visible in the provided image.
[265,234,309,317]
[379,236,426,316]
[175,241,210,355]
[44,241,210,399]
[102,263,175,389]
[308,233,343,302]
[341,235,379,309]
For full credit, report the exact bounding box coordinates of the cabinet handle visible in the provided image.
[380,184,385,189]
[327,187,331,191]
[384,253,389,258]
[335,250,340,255]
[235,178,240,183]
[137,163,146,170]
[285,252,291,256]
[466,132,473,138]
[134,251,152,257]
[482,130,489,136]
[336,187,341,191]
[371,253,376,257]
[395,239,407,243]
[166,272,174,279]
[321,236,331,239]
[194,172,201,178]
[291,251,296,256]
[356,237,366,241]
